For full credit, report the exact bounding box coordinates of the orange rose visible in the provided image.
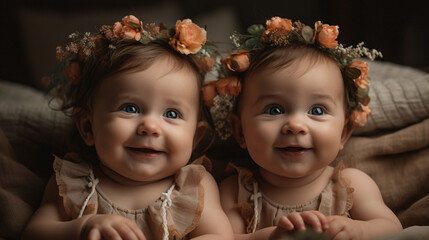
[316,21,339,49]
[113,15,142,41]
[215,76,242,97]
[224,50,250,72]
[169,19,206,55]
[66,61,82,85]
[349,61,370,89]
[350,104,371,127]
[202,81,217,106]
[201,77,242,106]
[263,16,293,37]
[266,16,293,32]
[113,22,123,38]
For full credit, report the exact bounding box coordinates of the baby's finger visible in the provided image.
[87,228,101,240]
[309,211,329,230]
[124,220,146,240]
[299,212,323,233]
[100,226,122,240]
[324,219,343,239]
[287,212,306,232]
[113,222,139,240]
[277,215,295,231]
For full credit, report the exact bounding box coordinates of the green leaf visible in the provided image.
[288,30,303,42]
[247,24,265,36]
[168,28,176,37]
[345,67,361,79]
[242,37,262,49]
[357,87,369,99]
[128,21,140,30]
[302,26,314,43]
[230,58,240,71]
[139,36,151,44]
[359,95,370,106]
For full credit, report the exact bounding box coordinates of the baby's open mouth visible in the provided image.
[281,147,308,152]
[127,147,163,154]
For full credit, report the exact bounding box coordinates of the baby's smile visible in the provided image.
[276,146,310,157]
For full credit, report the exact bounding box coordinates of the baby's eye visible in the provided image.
[164,110,180,119]
[264,105,284,115]
[309,106,325,116]
[121,104,139,114]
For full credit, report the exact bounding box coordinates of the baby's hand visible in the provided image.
[278,211,329,234]
[81,214,146,240]
[324,215,363,240]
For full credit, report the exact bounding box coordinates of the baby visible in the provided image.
[22,15,233,240]
[204,17,402,240]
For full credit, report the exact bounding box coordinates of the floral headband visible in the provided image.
[202,16,382,140]
[47,15,217,88]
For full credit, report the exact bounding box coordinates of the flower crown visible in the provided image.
[47,15,217,88]
[202,16,382,140]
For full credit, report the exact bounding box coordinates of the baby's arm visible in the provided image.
[324,168,402,240]
[188,172,234,240]
[220,175,323,240]
[22,176,145,240]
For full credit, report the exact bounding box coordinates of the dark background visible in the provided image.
[1,0,428,89]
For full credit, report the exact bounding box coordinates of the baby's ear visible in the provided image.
[193,121,209,149]
[75,114,95,146]
[340,119,355,150]
[229,114,246,149]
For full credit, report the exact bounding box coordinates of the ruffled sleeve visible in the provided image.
[53,153,98,219]
[147,163,206,240]
[226,163,261,234]
[319,161,354,216]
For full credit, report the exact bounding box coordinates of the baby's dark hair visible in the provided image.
[52,39,215,158]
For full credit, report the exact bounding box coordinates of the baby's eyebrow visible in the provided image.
[254,94,283,104]
[310,93,337,106]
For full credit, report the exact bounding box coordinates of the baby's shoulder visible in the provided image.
[341,167,371,181]
[219,174,240,200]
[220,174,239,189]
[340,167,379,191]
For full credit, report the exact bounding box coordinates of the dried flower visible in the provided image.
[56,46,68,61]
[65,61,81,85]
[210,95,235,140]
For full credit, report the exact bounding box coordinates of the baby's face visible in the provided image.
[236,58,349,179]
[87,58,200,182]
